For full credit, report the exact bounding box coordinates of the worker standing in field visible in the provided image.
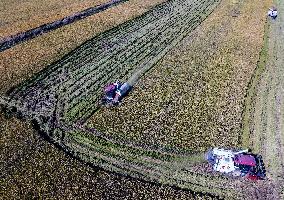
[268,6,278,19]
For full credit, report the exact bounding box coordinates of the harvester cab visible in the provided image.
[102,81,132,107]
[206,148,266,180]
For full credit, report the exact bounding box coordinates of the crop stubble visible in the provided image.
[0,0,166,94]
[245,0,284,195]
[0,0,280,198]
[7,0,220,125]
[2,0,249,198]
[1,114,216,199]
[88,0,271,152]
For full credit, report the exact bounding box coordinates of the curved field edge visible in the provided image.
[5,0,190,96]
[49,124,241,199]
[0,103,239,199]
[0,113,219,200]
[0,0,166,95]
[5,1,222,155]
[87,0,270,152]
[0,0,241,198]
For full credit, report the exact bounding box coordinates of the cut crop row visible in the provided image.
[7,0,211,123]
[8,0,189,98]
[63,0,215,120]
[56,126,241,199]
[21,0,202,102]
[65,0,217,122]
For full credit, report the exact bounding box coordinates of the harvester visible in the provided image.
[101,81,132,107]
[206,148,266,180]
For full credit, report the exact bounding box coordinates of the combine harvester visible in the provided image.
[206,148,266,180]
[101,81,132,107]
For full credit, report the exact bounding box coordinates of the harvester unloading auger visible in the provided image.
[205,148,266,180]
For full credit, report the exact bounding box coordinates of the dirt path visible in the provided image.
[249,0,284,197]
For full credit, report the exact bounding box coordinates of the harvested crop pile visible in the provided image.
[88,0,271,152]
[0,114,215,199]
[0,0,165,95]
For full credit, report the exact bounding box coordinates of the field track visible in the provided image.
[0,0,248,198]
[0,0,109,38]
[7,0,221,124]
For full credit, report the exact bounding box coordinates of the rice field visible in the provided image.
[0,0,166,94]
[0,0,109,38]
[87,0,269,152]
[1,0,280,198]
[7,0,220,127]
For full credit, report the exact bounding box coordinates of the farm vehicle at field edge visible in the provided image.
[205,148,266,180]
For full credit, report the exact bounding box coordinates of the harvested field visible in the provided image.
[0,0,166,94]
[7,0,220,125]
[0,114,214,199]
[242,0,284,194]
[87,0,271,152]
[0,0,109,38]
[1,0,246,198]
[1,0,283,198]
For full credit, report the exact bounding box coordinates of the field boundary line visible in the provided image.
[0,0,130,52]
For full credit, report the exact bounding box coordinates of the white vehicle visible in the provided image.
[205,148,266,180]
[268,7,277,19]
